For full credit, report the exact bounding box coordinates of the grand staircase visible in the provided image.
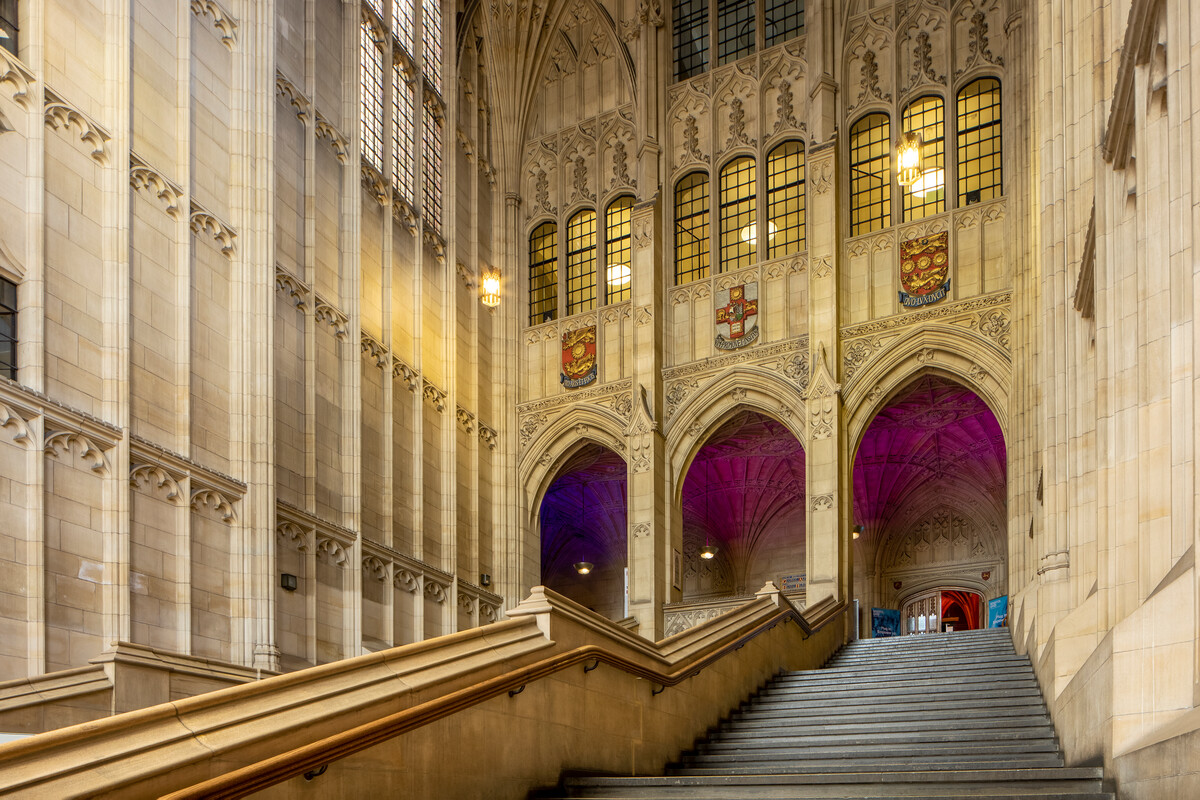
[535,627,1113,799]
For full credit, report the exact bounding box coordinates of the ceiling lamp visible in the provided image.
[606,263,631,287]
[574,560,594,575]
[895,131,923,187]
[699,544,718,560]
[699,460,718,560]
[909,168,945,198]
[480,265,501,307]
[740,220,777,247]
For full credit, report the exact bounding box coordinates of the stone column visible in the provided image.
[802,0,847,610]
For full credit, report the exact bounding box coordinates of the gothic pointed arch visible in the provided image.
[521,403,628,522]
[666,365,807,503]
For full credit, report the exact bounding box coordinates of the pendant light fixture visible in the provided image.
[699,460,718,560]
[573,481,594,575]
[896,130,923,187]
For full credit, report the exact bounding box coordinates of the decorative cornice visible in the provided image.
[478,424,498,451]
[841,291,1012,340]
[130,464,185,504]
[392,358,420,391]
[516,378,634,416]
[129,153,185,219]
[422,380,447,413]
[662,337,807,382]
[44,87,111,164]
[313,296,350,340]
[392,197,418,233]
[1103,0,1164,167]
[315,111,349,163]
[0,400,33,448]
[360,161,389,205]
[456,406,475,434]
[275,71,311,121]
[189,200,237,257]
[129,433,245,498]
[1073,204,1096,319]
[190,0,239,49]
[274,265,310,310]
[45,430,109,473]
[0,48,36,108]
[360,332,388,368]
[423,230,446,262]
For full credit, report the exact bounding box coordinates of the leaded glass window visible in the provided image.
[393,63,416,199]
[902,95,945,221]
[529,222,558,325]
[673,0,708,81]
[605,197,634,305]
[767,140,805,258]
[849,113,891,236]
[957,78,1002,205]
[422,106,443,233]
[674,173,710,285]
[719,156,757,272]
[360,23,385,172]
[0,277,15,381]
[566,210,598,315]
[718,0,755,65]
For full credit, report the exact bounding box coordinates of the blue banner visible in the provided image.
[988,595,1009,628]
[898,279,951,307]
[871,607,901,638]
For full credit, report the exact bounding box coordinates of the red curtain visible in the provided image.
[941,590,983,630]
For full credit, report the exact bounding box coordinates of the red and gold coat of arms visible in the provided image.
[560,326,597,388]
[898,231,950,307]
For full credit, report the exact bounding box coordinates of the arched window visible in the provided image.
[719,156,757,272]
[901,95,945,221]
[566,209,597,315]
[849,113,891,236]
[957,78,1002,204]
[674,172,710,284]
[673,0,803,81]
[766,140,805,258]
[529,222,558,326]
[605,196,634,305]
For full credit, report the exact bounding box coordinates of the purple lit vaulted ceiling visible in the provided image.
[853,375,1007,550]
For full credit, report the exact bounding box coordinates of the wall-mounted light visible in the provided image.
[852,524,864,540]
[574,561,594,575]
[480,265,501,307]
[280,573,298,592]
[896,131,923,186]
[606,263,631,288]
[479,573,491,587]
[740,220,777,248]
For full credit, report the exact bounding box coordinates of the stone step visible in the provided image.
[789,656,1032,680]
[759,672,1036,695]
[825,647,1020,668]
[670,756,1070,775]
[745,686,1045,711]
[701,726,1057,749]
[715,713,1052,737]
[731,695,1047,722]
[681,739,1062,763]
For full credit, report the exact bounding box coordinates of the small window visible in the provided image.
[529,222,558,326]
[391,0,414,55]
[674,172,710,284]
[566,209,597,315]
[604,197,634,305]
[673,0,709,81]
[719,156,757,272]
[0,0,17,55]
[717,0,756,65]
[957,78,1002,204]
[0,277,15,381]
[902,95,945,221]
[849,113,891,236]
[767,140,805,258]
[359,24,385,172]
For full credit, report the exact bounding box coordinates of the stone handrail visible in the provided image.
[0,584,846,799]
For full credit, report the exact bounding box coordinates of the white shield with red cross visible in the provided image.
[714,282,760,350]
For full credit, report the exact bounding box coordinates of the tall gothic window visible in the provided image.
[766,140,805,257]
[529,222,558,325]
[673,0,803,81]
[392,63,415,199]
[0,277,15,381]
[422,0,443,94]
[0,0,17,55]
[566,210,598,315]
[422,106,443,233]
[957,77,1002,205]
[849,113,891,236]
[604,197,634,305]
[392,0,414,53]
[902,95,945,221]
[674,173,710,284]
[719,156,757,272]
[359,23,385,172]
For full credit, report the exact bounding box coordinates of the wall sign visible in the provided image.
[899,231,950,307]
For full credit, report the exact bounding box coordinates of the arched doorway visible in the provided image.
[852,374,1007,637]
[538,444,628,620]
[668,410,806,634]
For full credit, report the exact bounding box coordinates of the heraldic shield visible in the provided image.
[560,326,598,388]
[715,282,760,350]
[898,231,950,307]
